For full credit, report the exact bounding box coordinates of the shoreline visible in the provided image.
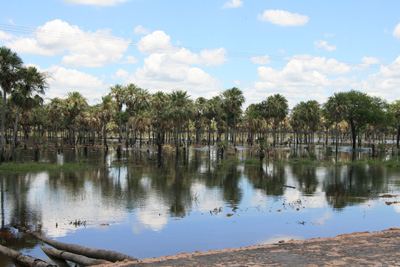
[98,228,400,266]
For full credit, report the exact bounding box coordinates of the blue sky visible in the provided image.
[1,0,400,108]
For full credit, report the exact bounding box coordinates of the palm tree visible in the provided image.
[0,47,23,161]
[64,92,88,145]
[324,92,349,153]
[98,94,115,148]
[8,66,47,160]
[109,84,125,143]
[261,94,288,147]
[167,90,194,154]
[389,100,400,149]
[221,87,245,146]
[123,84,150,147]
[47,97,64,141]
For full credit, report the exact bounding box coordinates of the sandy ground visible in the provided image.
[97,228,400,266]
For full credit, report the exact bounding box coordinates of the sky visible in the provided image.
[1,0,400,108]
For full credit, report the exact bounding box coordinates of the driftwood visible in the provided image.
[41,246,111,266]
[15,225,136,262]
[0,244,53,267]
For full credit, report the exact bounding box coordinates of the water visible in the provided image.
[1,145,400,265]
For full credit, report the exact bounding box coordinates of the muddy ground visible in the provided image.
[98,228,400,266]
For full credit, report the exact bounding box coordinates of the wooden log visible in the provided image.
[41,246,110,266]
[14,226,136,262]
[0,244,53,267]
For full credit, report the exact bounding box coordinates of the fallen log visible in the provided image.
[0,244,53,267]
[14,225,136,262]
[41,246,111,266]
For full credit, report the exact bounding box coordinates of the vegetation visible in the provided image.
[1,46,400,163]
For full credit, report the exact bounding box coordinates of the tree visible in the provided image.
[167,90,194,154]
[324,92,349,153]
[98,94,115,148]
[260,94,288,147]
[64,92,88,145]
[221,87,245,146]
[389,100,400,149]
[123,84,150,147]
[109,84,125,143]
[8,66,47,160]
[340,90,384,150]
[0,47,23,161]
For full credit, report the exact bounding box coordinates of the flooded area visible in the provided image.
[1,145,400,265]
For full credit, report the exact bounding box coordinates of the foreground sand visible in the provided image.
[99,228,400,266]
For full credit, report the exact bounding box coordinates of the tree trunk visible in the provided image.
[14,226,136,262]
[8,106,20,161]
[0,244,53,267]
[0,91,7,162]
[42,246,111,266]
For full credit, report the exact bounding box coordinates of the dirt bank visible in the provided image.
[99,228,400,266]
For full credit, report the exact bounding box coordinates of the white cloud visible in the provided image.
[7,19,14,25]
[258,10,309,26]
[360,56,400,100]
[136,30,174,54]
[362,56,379,65]
[252,55,359,107]
[63,0,128,6]
[112,69,130,81]
[134,25,150,35]
[123,55,138,64]
[221,0,243,9]
[6,19,130,67]
[393,23,400,39]
[251,54,271,64]
[46,65,109,104]
[314,40,337,51]
[130,31,225,95]
[0,30,13,41]
[200,48,228,66]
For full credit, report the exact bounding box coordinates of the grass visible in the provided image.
[0,162,93,173]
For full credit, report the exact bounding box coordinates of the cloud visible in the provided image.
[361,56,379,66]
[221,0,243,9]
[129,30,226,95]
[5,19,130,67]
[314,40,337,51]
[45,65,109,104]
[251,54,271,64]
[258,9,309,26]
[394,23,400,39]
[134,25,150,35]
[360,55,400,100]
[252,55,359,107]
[63,0,128,6]
[123,55,138,64]
[136,30,174,54]
[0,30,13,41]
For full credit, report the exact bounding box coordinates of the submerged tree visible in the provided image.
[0,47,23,161]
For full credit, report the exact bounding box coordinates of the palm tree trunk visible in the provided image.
[103,123,108,148]
[0,91,7,162]
[8,106,20,161]
[225,116,229,141]
[233,114,237,146]
[118,112,122,143]
[125,117,130,147]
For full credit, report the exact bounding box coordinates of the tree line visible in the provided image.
[1,46,400,161]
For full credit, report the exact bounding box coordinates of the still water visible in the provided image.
[1,145,400,265]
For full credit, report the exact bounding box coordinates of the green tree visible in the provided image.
[99,94,115,148]
[260,94,288,147]
[0,47,23,161]
[389,100,400,148]
[221,87,245,146]
[109,84,125,143]
[64,92,88,145]
[167,90,194,154]
[8,66,47,160]
[324,92,349,153]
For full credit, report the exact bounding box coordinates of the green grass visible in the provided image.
[0,162,93,173]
